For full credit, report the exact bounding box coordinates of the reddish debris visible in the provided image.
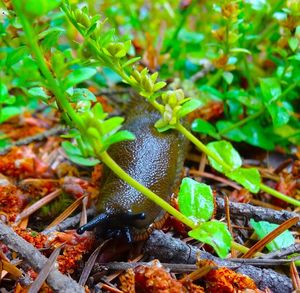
[134,261,205,293]
[203,267,257,293]
[0,146,50,179]
[50,231,94,274]
[0,176,27,222]
[14,227,48,250]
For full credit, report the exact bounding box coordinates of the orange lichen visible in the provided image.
[120,268,136,293]
[0,177,26,222]
[14,227,48,250]
[134,261,205,293]
[51,231,94,274]
[203,267,257,293]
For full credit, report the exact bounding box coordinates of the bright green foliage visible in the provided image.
[178,178,214,223]
[227,168,260,193]
[178,178,232,258]
[207,141,261,193]
[250,219,295,252]
[191,118,220,139]
[207,140,242,173]
[1,0,300,263]
[189,222,232,259]
[62,141,100,166]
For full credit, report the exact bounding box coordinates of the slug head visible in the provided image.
[76,211,146,243]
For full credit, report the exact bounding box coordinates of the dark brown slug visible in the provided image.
[77,100,187,242]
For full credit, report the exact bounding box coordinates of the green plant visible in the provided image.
[2,0,300,260]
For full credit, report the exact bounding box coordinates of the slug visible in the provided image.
[77,99,187,242]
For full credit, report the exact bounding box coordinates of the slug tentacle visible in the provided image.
[77,211,146,239]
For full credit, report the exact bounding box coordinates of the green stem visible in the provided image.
[243,54,255,93]
[219,108,264,135]
[280,81,298,99]
[100,151,197,229]
[206,69,223,87]
[176,123,232,170]
[260,184,300,207]
[163,0,196,54]
[13,1,84,130]
[177,124,300,207]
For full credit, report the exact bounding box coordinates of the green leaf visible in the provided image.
[250,219,295,252]
[5,46,28,68]
[178,178,214,223]
[19,0,62,17]
[62,141,100,166]
[199,85,224,100]
[288,37,298,52]
[207,140,242,173]
[230,47,251,54]
[65,155,100,166]
[62,141,81,156]
[91,103,108,120]
[216,121,246,142]
[222,71,234,84]
[64,68,97,89]
[226,167,261,193]
[40,27,64,51]
[177,99,202,118]
[104,130,136,149]
[70,88,97,103]
[0,107,22,123]
[260,78,282,104]
[189,221,232,258]
[191,118,220,139]
[242,121,274,150]
[153,81,167,92]
[0,84,8,101]
[28,87,50,100]
[273,125,300,144]
[266,102,292,127]
[122,57,141,68]
[101,117,124,135]
[288,53,300,61]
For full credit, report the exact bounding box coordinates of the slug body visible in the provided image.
[78,100,187,241]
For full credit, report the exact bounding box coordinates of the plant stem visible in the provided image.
[176,123,232,170]
[206,69,223,87]
[13,1,84,130]
[163,0,197,54]
[260,184,300,207]
[219,108,264,135]
[177,124,300,207]
[280,81,298,99]
[99,151,197,229]
[243,54,255,93]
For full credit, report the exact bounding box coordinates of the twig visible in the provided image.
[0,221,84,293]
[144,230,293,293]
[0,125,68,155]
[94,257,300,273]
[28,246,62,293]
[79,240,109,286]
[216,197,300,228]
[42,208,96,235]
[260,244,300,259]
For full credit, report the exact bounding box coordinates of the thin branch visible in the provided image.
[216,197,300,228]
[0,222,84,293]
[144,230,293,293]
